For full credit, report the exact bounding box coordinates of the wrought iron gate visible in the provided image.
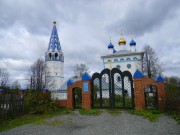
[92,68,134,109]
[144,85,158,110]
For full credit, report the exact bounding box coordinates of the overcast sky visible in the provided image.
[0,0,180,88]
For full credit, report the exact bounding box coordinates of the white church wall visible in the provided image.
[103,54,143,75]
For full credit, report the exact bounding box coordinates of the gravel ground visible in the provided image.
[1,110,180,135]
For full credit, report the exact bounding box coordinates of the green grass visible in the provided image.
[129,110,161,122]
[107,109,122,116]
[47,120,63,126]
[0,108,73,132]
[165,111,180,124]
[79,109,101,116]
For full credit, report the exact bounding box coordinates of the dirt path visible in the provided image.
[1,110,180,135]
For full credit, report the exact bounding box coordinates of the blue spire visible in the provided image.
[130,39,136,46]
[45,22,64,62]
[48,21,62,52]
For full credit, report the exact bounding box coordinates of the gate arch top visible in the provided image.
[67,72,92,110]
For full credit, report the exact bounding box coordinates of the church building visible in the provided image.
[101,34,144,75]
[45,22,64,91]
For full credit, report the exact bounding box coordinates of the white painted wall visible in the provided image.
[46,61,64,90]
[103,54,143,75]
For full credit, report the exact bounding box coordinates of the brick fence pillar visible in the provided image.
[67,85,74,109]
[82,81,92,109]
[157,83,165,111]
[134,78,146,110]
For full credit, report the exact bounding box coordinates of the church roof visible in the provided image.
[48,21,62,52]
[101,50,144,58]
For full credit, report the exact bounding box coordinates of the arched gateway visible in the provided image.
[66,69,165,111]
[92,68,134,109]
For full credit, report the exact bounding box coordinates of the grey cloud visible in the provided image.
[0,0,180,87]
[107,0,180,36]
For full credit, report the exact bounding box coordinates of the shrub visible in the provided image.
[165,83,180,112]
[24,90,57,114]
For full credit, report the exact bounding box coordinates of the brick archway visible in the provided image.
[67,80,92,109]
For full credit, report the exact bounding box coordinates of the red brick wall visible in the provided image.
[134,78,165,111]
[57,100,67,108]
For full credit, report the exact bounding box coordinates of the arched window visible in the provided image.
[116,65,120,69]
[133,57,138,60]
[126,58,131,61]
[114,59,118,62]
[55,53,58,60]
[127,64,131,69]
[48,53,52,60]
[120,58,124,61]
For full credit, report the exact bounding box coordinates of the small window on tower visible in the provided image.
[55,53,58,60]
[49,53,52,60]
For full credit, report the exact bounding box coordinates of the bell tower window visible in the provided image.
[49,53,52,60]
[55,53,58,60]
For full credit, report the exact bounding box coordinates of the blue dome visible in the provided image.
[133,69,143,78]
[129,39,136,46]
[156,75,164,82]
[82,72,91,81]
[108,42,114,49]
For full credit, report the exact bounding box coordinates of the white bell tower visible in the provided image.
[45,21,64,91]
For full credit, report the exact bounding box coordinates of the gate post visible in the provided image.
[82,73,92,109]
[134,78,146,110]
[67,80,74,109]
[156,76,165,111]
[133,70,145,110]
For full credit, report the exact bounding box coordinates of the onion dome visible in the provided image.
[118,34,126,45]
[108,42,114,49]
[130,39,136,46]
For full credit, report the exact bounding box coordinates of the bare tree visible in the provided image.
[27,59,55,90]
[0,69,10,87]
[73,63,89,79]
[11,80,21,90]
[164,76,180,86]
[143,45,163,78]
[28,59,46,90]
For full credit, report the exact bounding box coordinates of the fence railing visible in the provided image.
[0,94,24,120]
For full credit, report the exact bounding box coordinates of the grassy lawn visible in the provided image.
[0,108,73,132]
[129,110,161,122]
[79,109,101,116]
